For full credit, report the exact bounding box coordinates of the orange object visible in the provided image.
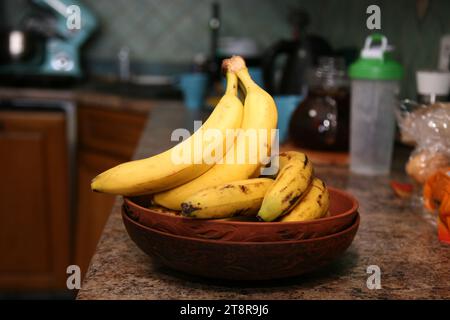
[423,167,450,244]
[390,181,414,198]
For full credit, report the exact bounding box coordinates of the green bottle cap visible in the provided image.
[349,33,403,80]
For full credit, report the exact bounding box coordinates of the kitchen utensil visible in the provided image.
[122,187,358,242]
[349,34,403,175]
[0,0,98,80]
[118,46,131,82]
[262,9,332,96]
[289,56,350,151]
[274,95,302,143]
[122,209,359,281]
[208,1,220,80]
[178,73,209,110]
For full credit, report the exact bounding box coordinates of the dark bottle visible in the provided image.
[289,57,350,151]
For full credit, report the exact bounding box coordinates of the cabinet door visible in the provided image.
[75,106,147,276]
[78,106,147,159]
[75,152,122,276]
[0,111,70,290]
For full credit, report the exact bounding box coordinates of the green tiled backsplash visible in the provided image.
[4,0,450,97]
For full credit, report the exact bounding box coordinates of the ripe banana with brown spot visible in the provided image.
[281,178,330,222]
[257,151,313,222]
[90,72,243,196]
[181,178,274,219]
[154,56,278,210]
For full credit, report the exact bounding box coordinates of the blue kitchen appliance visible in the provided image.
[0,0,97,79]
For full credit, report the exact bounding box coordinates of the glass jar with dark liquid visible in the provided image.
[289,57,350,151]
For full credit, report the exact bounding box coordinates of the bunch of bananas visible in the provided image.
[258,151,330,222]
[91,56,329,222]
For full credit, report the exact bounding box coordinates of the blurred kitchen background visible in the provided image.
[0,0,449,299]
[2,0,450,96]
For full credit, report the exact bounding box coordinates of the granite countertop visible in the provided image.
[77,102,450,300]
[0,82,181,113]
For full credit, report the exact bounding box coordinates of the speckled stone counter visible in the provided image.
[77,103,450,300]
[0,86,161,113]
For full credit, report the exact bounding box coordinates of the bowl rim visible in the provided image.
[123,186,359,226]
[122,209,360,245]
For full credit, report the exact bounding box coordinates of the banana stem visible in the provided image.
[223,56,259,96]
[225,72,238,95]
[224,56,257,91]
[236,69,256,92]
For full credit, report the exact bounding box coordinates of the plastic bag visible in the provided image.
[396,102,450,184]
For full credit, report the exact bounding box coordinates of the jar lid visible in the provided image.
[349,34,403,80]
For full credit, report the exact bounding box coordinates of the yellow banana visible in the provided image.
[91,72,243,196]
[154,56,278,210]
[281,178,330,222]
[257,151,313,222]
[181,178,274,219]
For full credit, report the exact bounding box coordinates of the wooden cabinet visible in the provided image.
[75,152,121,275]
[0,103,148,290]
[75,106,147,275]
[78,106,147,159]
[0,111,70,290]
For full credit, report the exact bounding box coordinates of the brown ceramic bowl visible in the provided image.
[122,211,359,280]
[122,187,358,242]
